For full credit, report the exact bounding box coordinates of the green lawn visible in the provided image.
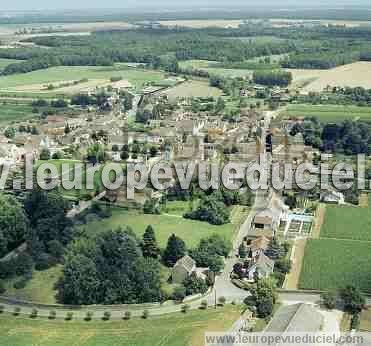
[0,305,243,346]
[281,104,371,123]
[0,65,165,90]
[164,200,192,216]
[321,205,371,241]
[3,266,61,304]
[82,208,240,248]
[299,238,371,293]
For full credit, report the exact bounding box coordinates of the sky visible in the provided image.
[1,0,370,11]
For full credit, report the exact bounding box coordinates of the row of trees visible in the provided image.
[253,70,292,87]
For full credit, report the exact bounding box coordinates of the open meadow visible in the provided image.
[163,80,222,99]
[82,207,241,248]
[0,65,166,95]
[280,104,371,123]
[0,306,242,346]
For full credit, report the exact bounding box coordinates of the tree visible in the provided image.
[181,304,190,313]
[4,127,16,139]
[218,296,226,306]
[39,148,51,160]
[142,225,160,259]
[200,300,208,310]
[183,272,208,296]
[321,290,337,310]
[142,310,149,319]
[120,151,129,160]
[340,286,366,314]
[0,193,28,258]
[103,311,111,321]
[163,234,186,267]
[275,259,292,274]
[124,311,131,320]
[238,243,247,259]
[215,97,225,113]
[52,151,63,160]
[58,229,163,305]
[252,277,278,318]
[184,193,230,225]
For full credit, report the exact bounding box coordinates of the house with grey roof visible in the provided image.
[247,252,275,281]
[265,303,324,333]
[171,255,196,284]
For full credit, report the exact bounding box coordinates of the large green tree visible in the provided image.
[163,234,186,267]
[142,225,160,259]
[0,193,28,257]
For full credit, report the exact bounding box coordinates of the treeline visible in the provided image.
[282,51,360,69]
[1,29,297,75]
[253,70,292,87]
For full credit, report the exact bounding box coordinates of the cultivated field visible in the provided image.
[321,205,371,241]
[164,80,222,99]
[0,65,166,94]
[291,62,371,92]
[299,238,371,293]
[281,104,371,122]
[0,306,242,346]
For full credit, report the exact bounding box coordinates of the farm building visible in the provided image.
[265,303,324,333]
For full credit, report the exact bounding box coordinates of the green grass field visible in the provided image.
[164,80,222,99]
[281,104,371,123]
[83,207,239,248]
[0,65,165,91]
[0,58,21,70]
[299,238,371,293]
[3,266,61,304]
[0,306,242,346]
[0,103,36,123]
[321,205,371,241]
[179,60,253,78]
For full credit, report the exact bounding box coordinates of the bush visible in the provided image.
[85,311,93,321]
[181,304,190,314]
[321,290,337,310]
[142,310,149,319]
[49,310,57,320]
[0,305,4,313]
[172,285,186,302]
[200,300,208,310]
[30,308,38,318]
[0,280,6,294]
[218,296,226,306]
[13,276,29,289]
[65,312,73,321]
[103,311,111,321]
[13,307,21,316]
[35,252,57,270]
[351,313,360,331]
[123,311,131,320]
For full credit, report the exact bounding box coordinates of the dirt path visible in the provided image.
[283,238,307,290]
[312,204,326,239]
